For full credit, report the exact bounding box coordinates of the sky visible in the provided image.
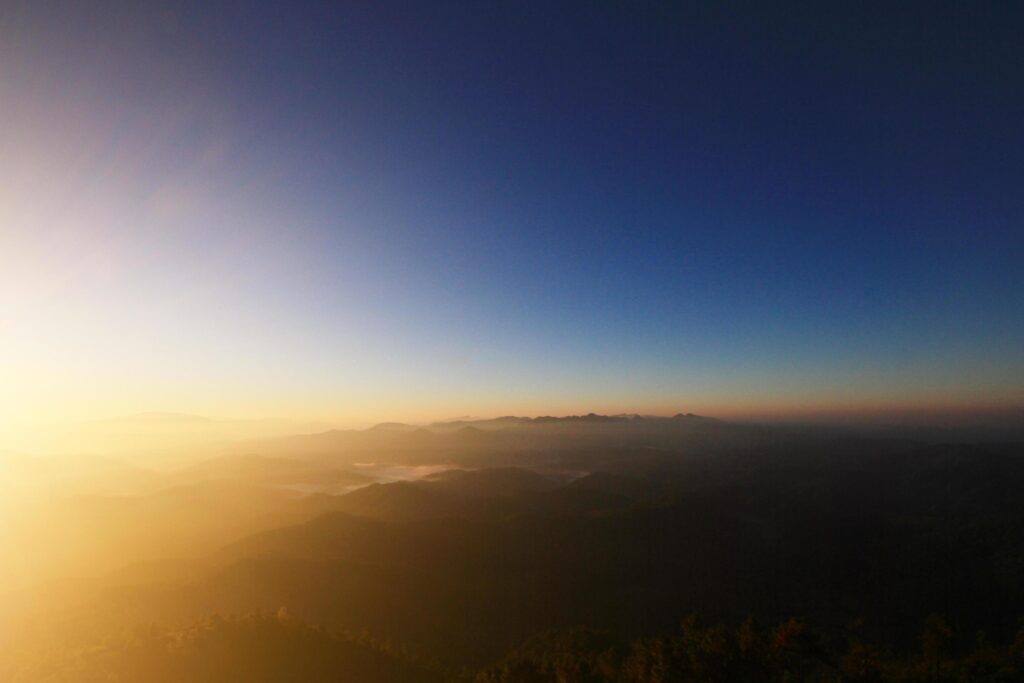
[1,1,1022,436]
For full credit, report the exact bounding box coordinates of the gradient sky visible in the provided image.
[1,1,1022,432]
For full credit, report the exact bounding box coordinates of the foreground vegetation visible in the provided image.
[475,614,1024,683]
[9,610,1024,682]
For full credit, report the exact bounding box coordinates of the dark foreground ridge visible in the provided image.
[16,610,1024,682]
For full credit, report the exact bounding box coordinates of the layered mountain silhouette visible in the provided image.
[4,418,1024,680]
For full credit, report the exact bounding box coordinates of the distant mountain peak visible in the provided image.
[368,422,415,432]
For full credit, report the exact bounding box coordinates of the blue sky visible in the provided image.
[1,1,1022,426]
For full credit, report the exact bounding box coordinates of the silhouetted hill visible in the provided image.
[563,471,655,500]
[0,453,165,499]
[7,423,1024,675]
[2,611,442,682]
[175,454,369,486]
[329,481,474,520]
[161,443,1024,662]
[423,467,558,498]
[4,479,365,583]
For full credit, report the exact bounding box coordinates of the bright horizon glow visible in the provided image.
[2,3,1022,445]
